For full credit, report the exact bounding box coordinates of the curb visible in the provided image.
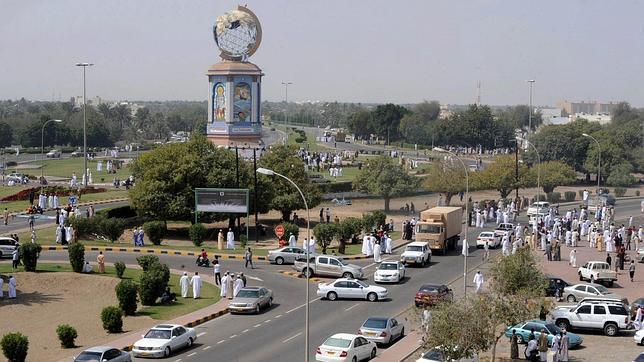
[278,270,324,283]
[40,245,271,261]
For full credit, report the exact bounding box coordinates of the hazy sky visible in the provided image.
[2,0,643,106]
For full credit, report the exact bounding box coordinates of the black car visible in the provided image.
[546,277,570,297]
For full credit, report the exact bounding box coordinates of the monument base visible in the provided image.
[207,134,262,147]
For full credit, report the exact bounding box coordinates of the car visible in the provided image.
[635,247,644,263]
[636,330,644,346]
[132,324,197,358]
[6,172,28,184]
[416,348,479,362]
[476,231,499,248]
[586,194,616,213]
[527,201,550,217]
[578,261,618,286]
[71,150,82,157]
[504,320,583,348]
[552,300,631,336]
[46,149,61,158]
[358,317,404,346]
[0,236,18,258]
[630,297,644,320]
[546,277,570,297]
[400,241,432,267]
[317,278,388,302]
[315,333,377,362]
[562,283,625,303]
[268,246,307,265]
[633,352,644,362]
[373,261,405,283]
[414,284,453,307]
[295,255,364,279]
[494,223,515,239]
[228,286,273,314]
[73,346,131,361]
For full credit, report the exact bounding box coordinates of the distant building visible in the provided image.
[539,107,562,125]
[71,95,103,108]
[571,112,611,124]
[557,100,618,115]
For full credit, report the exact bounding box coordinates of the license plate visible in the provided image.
[366,332,376,336]
[326,351,336,355]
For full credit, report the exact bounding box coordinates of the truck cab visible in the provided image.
[578,261,617,287]
[415,206,462,254]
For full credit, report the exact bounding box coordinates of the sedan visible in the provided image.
[228,286,273,314]
[504,320,583,348]
[6,173,28,184]
[74,346,131,361]
[46,149,61,158]
[132,324,197,358]
[317,278,388,302]
[373,261,405,283]
[358,317,404,346]
[414,284,453,307]
[268,246,306,265]
[476,231,499,248]
[563,283,623,303]
[527,201,550,217]
[316,333,377,362]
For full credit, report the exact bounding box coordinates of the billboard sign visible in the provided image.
[195,188,248,213]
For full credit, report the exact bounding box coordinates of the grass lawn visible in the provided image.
[0,263,219,320]
[308,166,360,183]
[0,185,29,199]
[11,157,132,180]
[1,189,128,213]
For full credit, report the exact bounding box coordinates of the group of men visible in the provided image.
[473,199,519,228]
[0,275,18,299]
[54,224,76,244]
[361,232,393,262]
[218,270,246,299]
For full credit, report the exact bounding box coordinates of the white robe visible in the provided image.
[288,235,296,247]
[501,235,510,256]
[55,226,62,244]
[180,275,190,298]
[233,278,243,297]
[569,251,577,267]
[47,195,53,209]
[0,278,3,298]
[309,239,316,254]
[65,227,73,242]
[226,231,235,249]
[361,236,370,255]
[220,275,228,297]
[190,275,202,298]
[53,196,59,209]
[385,237,393,254]
[473,273,484,293]
[373,243,381,262]
[303,238,309,251]
[8,277,16,298]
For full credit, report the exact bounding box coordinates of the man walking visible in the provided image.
[190,272,202,299]
[483,241,490,261]
[569,249,577,268]
[544,242,552,261]
[538,329,549,362]
[473,271,484,293]
[97,251,105,273]
[244,247,253,269]
[629,260,636,282]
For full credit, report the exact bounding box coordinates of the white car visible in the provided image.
[317,278,388,302]
[636,247,644,263]
[635,329,644,345]
[400,241,431,267]
[374,261,405,283]
[476,231,499,248]
[0,236,18,258]
[316,333,377,362]
[46,149,61,158]
[132,324,197,358]
[527,201,550,217]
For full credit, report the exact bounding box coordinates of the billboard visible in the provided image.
[195,188,248,213]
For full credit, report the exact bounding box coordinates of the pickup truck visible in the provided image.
[578,261,617,287]
[494,223,515,238]
[294,254,363,279]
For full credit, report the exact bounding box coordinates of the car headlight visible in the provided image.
[154,346,164,350]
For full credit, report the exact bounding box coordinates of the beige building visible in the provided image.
[557,100,618,115]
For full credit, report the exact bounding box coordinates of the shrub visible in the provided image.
[64,217,99,238]
[546,192,561,203]
[189,223,207,247]
[143,221,166,245]
[1,332,29,362]
[139,263,170,305]
[281,222,299,239]
[564,191,576,202]
[114,261,126,278]
[316,181,353,194]
[136,255,160,271]
[115,279,138,315]
[19,243,42,272]
[240,234,248,249]
[577,190,584,198]
[100,218,125,242]
[55,324,77,348]
[101,306,123,333]
[637,190,641,197]
[614,187,627,197]
[67,242,85,273]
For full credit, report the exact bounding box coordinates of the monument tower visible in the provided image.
[207,6,263,146]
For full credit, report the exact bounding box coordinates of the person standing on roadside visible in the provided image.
[97,251,105,273]
[510,329,519,360]
[12,246,20,269]
[483,241,490,261]
[629,260,636,282]
[3,208,8,226]
[244,247,253,269]
[213,259,221,285]
[538,329,548,362]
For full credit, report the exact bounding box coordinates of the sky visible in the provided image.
[1,0,643,106]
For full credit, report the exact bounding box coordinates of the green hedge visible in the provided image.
[20,243,42,272]
[546,192,561,203]
[1,332,29,362]
[114,261,126,278]
[115,279,138,315]
[614,187,627,197]
[143,221,166,245]
[316,181,353,194]
[564,191,576,202]
[189,223,207,247]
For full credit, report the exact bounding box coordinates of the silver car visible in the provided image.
[359,316,404,346]
[268,246,306,265]
[228,286,273,314]
[74,346,131,361]
[563,283,624,303]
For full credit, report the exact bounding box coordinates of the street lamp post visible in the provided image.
[582,133,601,196]
[433,147,469,295]
[41,119,63,178]
[516,137,541,205]
[256,167,310,362]
[76,62,94,186]
[281,82,292,125]
[527,80,535,132]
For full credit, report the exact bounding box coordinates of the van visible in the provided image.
[0,237,18,258]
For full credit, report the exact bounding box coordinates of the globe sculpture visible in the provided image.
[213,6,262,61]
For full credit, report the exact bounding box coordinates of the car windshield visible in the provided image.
[74,352,102,361]
[356,280,369,287]
[417,224,440,233]
[144,329,171,339]
[406,245,423,252]
[595,285,609,294]
[420,286,438,293]
[324,337,352,348]
[236,290,259,298]
[378,263,398,270]
[545,323,561,335]
[363,318,388,329]
[480,232,494,237]
[338,258,348,266]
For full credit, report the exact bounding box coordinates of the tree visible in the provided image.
[423,161,467,206]
[473,155,528,199]
[497,105,543,131]
[1,332,29,362]
[530,161,577,194]
[19,243,42,272]
[0,121,13,147]
[313,223,338,254]
[336,217,363,254]
[398,113,429,145]
[346,110,373,139]
[606,162,636,187]
[353,156,419,211]
[99,218,125,242]
[115,279,139,315]
[370,103,410,141]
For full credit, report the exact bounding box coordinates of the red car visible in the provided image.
[415,284,453,307]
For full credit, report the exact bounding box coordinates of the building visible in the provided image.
[571,113,611,125]
[557,100,619,115]
[539,107,562,125]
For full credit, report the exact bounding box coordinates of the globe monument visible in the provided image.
[206,5,264,146]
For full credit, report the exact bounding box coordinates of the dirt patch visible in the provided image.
[0,272,155,362]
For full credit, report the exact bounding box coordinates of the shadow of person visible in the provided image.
[3,290,64,306]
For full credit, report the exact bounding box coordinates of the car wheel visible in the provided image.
[556,319,570,331]
[607,280,614,287]
[367,292,378,302]
[566,295,577,303]
[516,334,524,344]
[268,297,273,308]
[276,257,284,265]
[578,273,584,281]
[255,304,261,314]
[400,327,405,339]
[603,323,618,336]
[342,272,354,279]
[327,291,338,301]
[590,276,595,284]
[370,348,377,359]
[303,268,313,278]
[187,337,193,347]
[164,347,171,357]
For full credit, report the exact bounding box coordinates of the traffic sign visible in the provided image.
[274,224,285,238]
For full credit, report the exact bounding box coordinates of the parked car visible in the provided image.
[476,231,500,248]
[563,283,625,303]
[416,348,479,362]
[295,255,364,279]
[527,201,550,217]
[71,150,82,157]
[0,236,18,258]
[546,277,570,297]
[316,333,377,362]
[414,284,453,307]
[494,223,515,239]
[46,149,61,158]
[552,300,631,336]
[630,298,644,320]
[586,194,616,213]
[228,286,273,314]
[358,316,404,346]
[73,346,131,361]
[635,330,644,346]
[578,261,618,286]
[635,247,644,263]
[504,320,583,348]
[317,278,388,302]
[132,324,197,358]
[373,261,405,283]
[6,172,28,184]
[400,241,432,267]
[268,246,306,265]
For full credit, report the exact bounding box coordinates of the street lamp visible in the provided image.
[527,80,535,132]
[582,133,601,196]
[516,137,541,206]
[433,147,469,296]
[256,167,311,361]
[76,62,94,186]
[281,82,292,125]
[41,119,63,178]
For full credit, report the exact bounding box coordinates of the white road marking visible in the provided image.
[242,329,249,333]
[344,303,360,311]
[285,297,322,314]
[246,275,263,281]
[187,352,197,357]
[197,332,206,337]
[264,319,272,323]
[202,346,211,350]
[254,323,262,328]
[230,334,237,338]
[275,314,282,318]
[282,332,302,343]
[173,359,182,362]
[217,340,226,344]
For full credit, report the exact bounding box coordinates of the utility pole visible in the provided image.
[527,79,535,133]
[281,82,292,125]
[76,62,94,187]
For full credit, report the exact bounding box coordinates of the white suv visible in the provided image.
[0,237,18,258]
[400,242,431,267]
[552,301,631,336]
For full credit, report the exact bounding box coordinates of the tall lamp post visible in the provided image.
[527,79,535,133]
[281,81,292,125]
[41,119,63,178]
[516,137,541,205]
[76,62,94,186]
[582,133,601,196]
[433,147,469,295]
[256,167,310,362]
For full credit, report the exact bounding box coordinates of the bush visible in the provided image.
[240,234,248,249]
[114,261,126,278]
[99,218,125,242]
[1,332,29,362]
[546,192,561,203]
[139,263,170,305]
[96,205,138,219]
[637,190,641,197]
[101,306,123,333]
[189,223,207,247]
[136,255,161,271]
[115,279,138,315]
[19,243,42,272]
[143,221,166,245]
[564,191,576,202]
[67,242,85,273]
[316,181,354,194]
[55,324,77,348]
[614,187,627,197]
[281,222,299,239]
